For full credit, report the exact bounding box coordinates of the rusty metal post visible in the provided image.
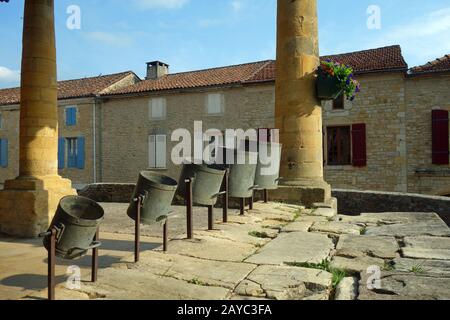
[134,196,142,263]
[48,228,56,301]
[208,206,214,230]
[240,198,245,216]
[264,189,268,203]
[163,220,168,252]
[91,228,99,283]
[186,178,193,239]
[222,169,229,223]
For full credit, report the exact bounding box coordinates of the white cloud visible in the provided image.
[0,66,20,83]
[86,31,133,47]
[368,7,450,66]
[231,0,243,13]
[133,0,189,10]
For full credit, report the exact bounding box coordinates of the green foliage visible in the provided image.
[248,231,270,239]
[285,260,347,288]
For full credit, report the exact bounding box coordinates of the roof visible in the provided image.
[109,45,408,95]
[410,54,450,75]
[0,71,135,106]
[110,60,273,95]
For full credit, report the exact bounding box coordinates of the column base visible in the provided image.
[269,180,332,208]
[0,175,77,238]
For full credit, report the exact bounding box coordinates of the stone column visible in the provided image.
[0,0,76,238]
[272,0,331,206]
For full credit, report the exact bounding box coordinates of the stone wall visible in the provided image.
[0,105,19,183]
[333,189,450,225]
[323,72,408,192]
[79,183,135,203]
[100,84,275,184]
[405,74,450,196]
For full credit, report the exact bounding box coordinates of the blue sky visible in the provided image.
[0,0,449,89]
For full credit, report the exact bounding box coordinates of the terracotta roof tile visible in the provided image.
[0,71,135,106]
[111,45,408,95]
[410,54,450,75]
[111,61,272,95]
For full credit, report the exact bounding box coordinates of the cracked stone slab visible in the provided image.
[401,237,450,260]
[358,272,450,300]
[245,232,334,265]
[281,221,313,233]
[244,265,332,300]
[131,251,256,289]
[168,235,258,262]
[296,215,328,223]
[339,212,445,228]
[336,235,399,259]
[393,258,450,276]
[334,277,358,300]
[234,280,267,298]
[72,267,231,300]
[331,256,385,275]
[310,222,362,235]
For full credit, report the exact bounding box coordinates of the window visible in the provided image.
[0,138,8,168]
[327,126,351,165]
[432,110,449,165]
[149,135,166,169]
[207,93,224,115]
[332,94,345,110]
[326,124,367,167]
[150,98,166,120]
[58,137,85,169]
[65,107,77,126]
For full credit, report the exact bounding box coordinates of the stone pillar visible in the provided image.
[272,0,331,206]
[0,0,76,238]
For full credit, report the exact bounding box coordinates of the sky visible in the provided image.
[0,0,449,89]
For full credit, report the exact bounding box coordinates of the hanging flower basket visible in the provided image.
[316,72,342,100]
[316,60,361,101]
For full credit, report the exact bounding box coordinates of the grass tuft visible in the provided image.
[248,231,270,239]
[285,259,347,289]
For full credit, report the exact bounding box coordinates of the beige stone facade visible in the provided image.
[1,50,449,197]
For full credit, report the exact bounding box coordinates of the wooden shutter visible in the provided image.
[66,107,76,126]
[58,137,65,169]
[149,135,156,168]
[0,139,8,168]
[156,135,167,168]
[432,110,449,165]
[76,137,85,169]
[352,123,367,167]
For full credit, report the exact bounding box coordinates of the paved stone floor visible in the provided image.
[1,202,450,300]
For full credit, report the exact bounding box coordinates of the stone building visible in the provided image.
[0,45,449,195]
[0,71,140,188]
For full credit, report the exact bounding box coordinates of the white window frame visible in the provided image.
[206,93,224,115]
[149,134,167,169]
[149,98,167,120]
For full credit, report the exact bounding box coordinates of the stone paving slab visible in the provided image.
[167,235,258,262]
[336,235,399,259]
[401,236,450,260]
[129,251,256,289]
[245,232,334,265]
[331,256,385,275]
[393,258,450,276]
[366,221,450,237]
[310,221,362,235]
[239,265,332,300]
[358,272,450,300]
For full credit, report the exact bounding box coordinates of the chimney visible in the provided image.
[146,61,169,80]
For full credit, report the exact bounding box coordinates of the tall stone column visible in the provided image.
[0,0,76,238]
[272,0,331,206]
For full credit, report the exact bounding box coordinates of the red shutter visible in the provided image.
[432,110,449,165]
[352,123,367,167]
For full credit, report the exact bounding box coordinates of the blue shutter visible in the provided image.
[58,138,65,169]
[77,137,85,169]
[66,107,76,126]
[0,139,8,167]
